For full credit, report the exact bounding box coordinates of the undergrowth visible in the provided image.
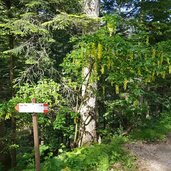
[22,136,135,171]
[22,113,171,171]
[130,112,171,142]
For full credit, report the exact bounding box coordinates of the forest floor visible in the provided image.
[125,133,171,171]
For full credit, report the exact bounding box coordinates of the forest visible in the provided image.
[0,0,171,170]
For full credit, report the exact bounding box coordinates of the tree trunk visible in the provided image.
[9,27,17,171]
[6,0,17,168]
[84,0,99,18]
[78,0,99,146]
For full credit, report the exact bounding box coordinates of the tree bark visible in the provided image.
[6,0,17,168]
[84,0,99,18]
[9,28,17,171]
[78,0,99,146]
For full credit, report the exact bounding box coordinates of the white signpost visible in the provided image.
[15,99,48,171]
[15,103,48,113]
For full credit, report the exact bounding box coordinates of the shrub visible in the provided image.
[41,136,134,171]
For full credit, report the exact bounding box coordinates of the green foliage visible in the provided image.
[63,14,171,90]
[130,112,171,142]
[0,79,61,121]
[15,79,61,104]
[0,163,4,171]
[62,14,171,137]
[16,152,34,171]
[1,0,171,170]
[104,86,148,131]
[40,145,53,160]
[43,12,100,35]
[40,136,134,171]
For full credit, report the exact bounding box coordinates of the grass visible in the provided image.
[40,136,135,171]
[130,112,171,142]
[22,112,171,171]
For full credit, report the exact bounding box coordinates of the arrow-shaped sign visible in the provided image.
[15,103,48,113]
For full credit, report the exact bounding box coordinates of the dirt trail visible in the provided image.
[125,135,171,171]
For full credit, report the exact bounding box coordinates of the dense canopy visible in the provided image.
[0,0,171,170]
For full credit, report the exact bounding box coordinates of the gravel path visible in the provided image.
[125,137,171,171]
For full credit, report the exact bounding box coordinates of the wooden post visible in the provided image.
[32,98,40,171]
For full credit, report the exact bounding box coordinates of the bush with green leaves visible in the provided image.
[41,136,135,171]
[130,112,171,142]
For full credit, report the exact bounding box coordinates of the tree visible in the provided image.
[62,2,171,141]
[78,0,100,146]
[0,0,81,169]
[0,0,171,170]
